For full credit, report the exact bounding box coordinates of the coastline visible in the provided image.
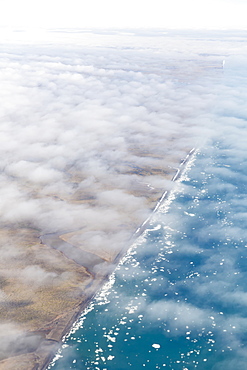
[0,149,197,370]
[0,26,229,370]
[45,148,198,370]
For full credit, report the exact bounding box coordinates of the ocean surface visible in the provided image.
[48,130,247,370]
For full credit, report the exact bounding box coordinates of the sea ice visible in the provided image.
[152,343,161,349]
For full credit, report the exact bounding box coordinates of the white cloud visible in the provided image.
[0,323,42,360]
[19,265,58,288]
[0,29,247,362]
[146,300,211,332]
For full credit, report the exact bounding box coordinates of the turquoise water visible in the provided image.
[48,131,247,370]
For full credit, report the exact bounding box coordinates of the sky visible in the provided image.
[1,0,247,30]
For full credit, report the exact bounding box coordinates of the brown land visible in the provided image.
[0,144,191,370]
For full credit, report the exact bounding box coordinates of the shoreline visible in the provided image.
[0,149,198,370]
[0,27,227,370]
[44,147,198,370]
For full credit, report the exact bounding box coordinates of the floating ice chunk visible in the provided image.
[108,336,116,342]
[107,355,115,360]
[95,348,103,353]
[126,305,138,313]
[152,343,161,349]
[184,211,195,217]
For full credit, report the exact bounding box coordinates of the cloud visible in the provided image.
[145,299,211,332]
[0,323,42,360]
[1,28,247,366]
[19,265,58,288]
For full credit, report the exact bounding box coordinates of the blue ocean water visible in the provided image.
[48,130,247,370]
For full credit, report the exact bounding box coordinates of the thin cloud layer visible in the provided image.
[0,29,246,364]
